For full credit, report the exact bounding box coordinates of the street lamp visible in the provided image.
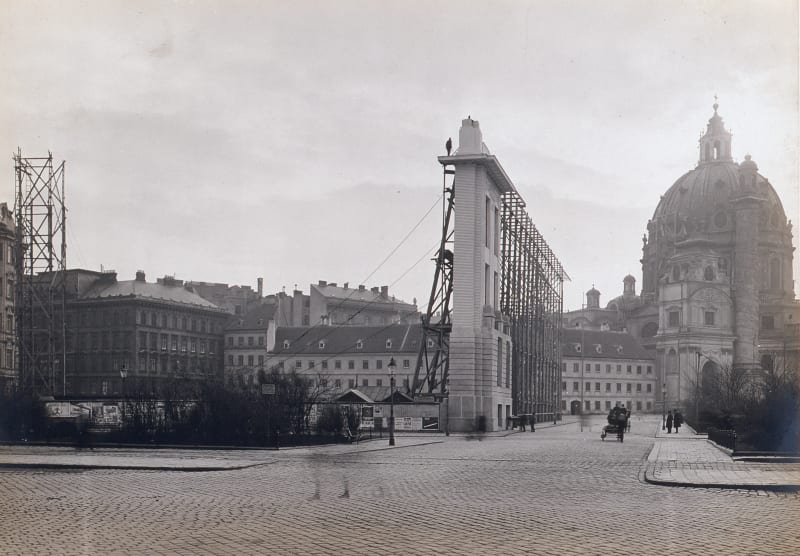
[661,382,666,430]
[553,390,558,425]
[388,357,396,446]
[120,364,129,422]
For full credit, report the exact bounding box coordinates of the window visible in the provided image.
[626,365,632,374]
[616,364,621,374]
[247,355,254,366]
[595,382,600,392]
[227,337,234,347]
[362,360,369,370]
[356,340,363,350]
[190,339,196,353]
[494,206,500,254]
[335,360,342,369]
[636,365,642,375]
[258,355,264,366]
[572,381,579,392]
[585,401,590,411]
[161,335,168,351]
[497,337,503,386]
[200,341,206,354]
[238,336,244,346]
[181,338,187,353]
[616,383,622,392]
[594,364,600,373]
[646,401,652,411]
[376,379,383,387]
[595,401,601,411]
[238,355,244,366]
[362,378,368,387]
[309,360,315,369]
[584,382,590,391]
[704,311,715,326]
[484,264,490,306]
[386,339,392,349]
[248,336,254,346]
[761,315,775,330]
[485,197,491,248]
[283,340,290,349]
[636,384,642,392]
[626,383,632,393]
[321,360,327,369]
[348,360,355,370]
[295,360,302,369]
[227,354,234,365]
[636,401,642,411]
[258,337,264,346]
[403,359,410,369]
[647,365,652,374]
[171,336,178,351]
[348,379,355,388]
[606,364,611,373]
[585,363,590,373]
[376,360,383,370]
[562,362,567,374]
[605,401,611,410]
[647,384,652,393]
[334,379,342,388]
[605,383,611,392]
[573,363,579,372]
[668,311,680,327]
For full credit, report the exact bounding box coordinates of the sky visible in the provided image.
[1,0,798,312]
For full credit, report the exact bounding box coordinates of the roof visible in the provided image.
[312,283,416,309]
[224,303,277,331]
[82,279,222,310]
[562,329,653,361]
[273,324,421,355]
[335,387,414,404]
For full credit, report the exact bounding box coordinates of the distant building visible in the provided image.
[561,329,657,414]
[236,323,422,394]
[0,203,15,393]
[187,277,263,315]
[274,281,418,327]
[52,270,227,396]
[223,301,277,386]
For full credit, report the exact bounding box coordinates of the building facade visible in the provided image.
[0,203,15,393]
[223,301,277,386]
[561,329,656,415]
[55,270,227,397]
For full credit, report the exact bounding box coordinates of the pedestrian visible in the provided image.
[674,410,683,433]
[615,407,627,442]
[626,408,632,432]
[666,410,673,433]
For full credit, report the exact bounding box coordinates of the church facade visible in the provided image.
[565,102,799,411]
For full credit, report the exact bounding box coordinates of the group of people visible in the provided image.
[665,409,683,433]
[607,404,631,441]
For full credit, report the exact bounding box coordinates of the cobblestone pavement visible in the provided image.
[1,416,799,555]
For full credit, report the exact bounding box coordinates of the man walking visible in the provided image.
[666,410,673,433]
[674,410,683,433]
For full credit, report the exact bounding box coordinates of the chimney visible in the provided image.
[135,270,146,282]
[358,285,365,292]
[329,282,337,287]
[343,282,349,289]
[371,287,379,294]
[458,116,484,155]
[318,280,327,287]
[257,277,263,298]
[380,285,388,298]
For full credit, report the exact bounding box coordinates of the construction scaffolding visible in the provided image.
[500,190,568,417]
[412,165,455,396]
[14,150,67,396]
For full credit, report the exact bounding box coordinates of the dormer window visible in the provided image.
[356,339,363,350]
[575,344,582,353]
[386,339,392,349]
[595,344,602,354]
[319,340,326,349]
[282,340,290,349]
[426,338,435,348]
[616,345,623,354]
[257,319,264,326]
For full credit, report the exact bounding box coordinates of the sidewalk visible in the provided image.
[645,420,800,491]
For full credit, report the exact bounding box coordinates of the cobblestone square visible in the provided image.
[1,416,798,555]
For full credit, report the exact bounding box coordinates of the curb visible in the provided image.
[0,461,271,472]
[642,467,800,492]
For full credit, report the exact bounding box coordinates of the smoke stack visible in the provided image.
[257,277,263,298]
[135,270,146,282]
[380,285,388,298]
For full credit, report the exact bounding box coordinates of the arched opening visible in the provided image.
[713,140,721,160]
[701,360,718,399]
[704,143,711,161]
[704,266,715,281]
[667,348,678,374]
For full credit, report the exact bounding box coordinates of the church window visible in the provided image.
[704,311,715,326]
[769,258,781,290]
[704,266,715,281]
[668,311,680,327]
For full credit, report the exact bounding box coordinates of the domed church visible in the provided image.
[565,101,799,410]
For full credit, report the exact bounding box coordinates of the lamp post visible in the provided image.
[661,382,666,430]
[388,357,396,446]
[553,390,558,425]
[120,364,129,423]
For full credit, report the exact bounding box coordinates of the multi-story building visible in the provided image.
[223,301,277,386]
[273,281,418,327]
[187,278,263,315]
[561,328,657,415]
[229,323,421,393]
[0,203,15,393]
[53,269,227,396]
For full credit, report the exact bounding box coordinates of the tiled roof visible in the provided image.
[273,324,421,355]
[562,329,653,361]
[82,280,221,310]
[224,303,277,331]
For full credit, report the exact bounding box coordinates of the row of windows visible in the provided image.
[232,374,412,390]
[227,335,266,347]
[279,338,416,351]
[564,362,652,375]
[563,381,653,393]
[139,311,219,333]
[0,242,13,264]
[228,358,414,372]
[562,399,653,412]
[667,310,716,327]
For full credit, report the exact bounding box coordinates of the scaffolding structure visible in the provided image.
[14,150,67,396]
[412,165,455,396]
[500,191,568,417]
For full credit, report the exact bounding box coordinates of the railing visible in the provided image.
[707,427,736,452]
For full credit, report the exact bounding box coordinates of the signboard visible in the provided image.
[261,384,276,395]
[361,406,374,419]
[373,406,383,417]
[360,418,374,430]
[422,417,439,430]
[46,402,89,419]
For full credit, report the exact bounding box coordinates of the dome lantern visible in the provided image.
[698,96,732,165]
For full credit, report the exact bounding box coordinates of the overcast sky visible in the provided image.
[2,0,798,313]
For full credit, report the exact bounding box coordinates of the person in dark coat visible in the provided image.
[666,410,673,433]
[674,410,683,433]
